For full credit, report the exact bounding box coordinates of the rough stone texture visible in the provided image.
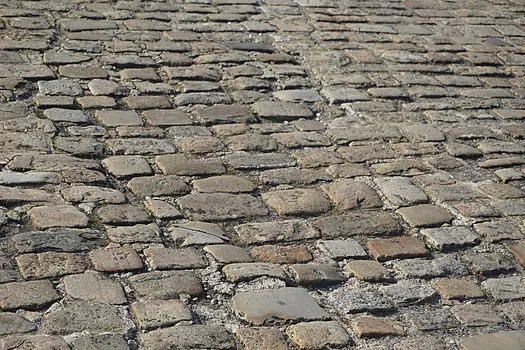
[286,321,350,349]
[231,288,330,325]
[177,193,269,221]
[0,280,59,310]
[352,316,405,338]
[131,299,193,330]
[4,1,525,348]
[140,325,235,350]
[41,300,132,335]
[460,331,525,350]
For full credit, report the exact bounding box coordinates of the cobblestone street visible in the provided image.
[2,0,525,348]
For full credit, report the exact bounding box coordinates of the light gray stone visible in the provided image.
[231,287,329,325]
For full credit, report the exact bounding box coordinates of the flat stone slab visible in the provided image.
[252,101,313,121]
[314,212,402,238]
[11,229,101,253]
[41,300,132,335]
[231,287,330,325]
[234,220,319,244]
[262,188,331,216]
[27,205,89,229]
[0,313,36,335]
[396,204,454,227]
[460,330,525,350]
[286,321,350,349]
[140,325,235,350]
[128,270,203,299]
[177,193,268,221]
[131,299,193,330]
[0,280,60,310]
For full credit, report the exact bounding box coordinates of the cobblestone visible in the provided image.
[3,0,525,347]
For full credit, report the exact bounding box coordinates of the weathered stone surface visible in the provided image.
[234,220,319,244]
[314,212,402,238]
[262,189,331,216]
[421,227,480,251]
[102,156,153,178]
[234,328,288,350]
[63,271,126,304]
[140,325,235,350]
[11,230,101,253]
[431,278,485,301]
[62,186,126,204]
[328,283,394,314]
[375,177,428,207]
[156,154,226,176]
[90,247,144,272]
[352,316,405,338]
[482,277,525,301]
[394,257,467,279]
[41,300,132,335]
[223,262,286,283]
[15,252,87,279]
[128,270,203,299]
[128,175,190,198]
[177,193,268,221]
[144,247,206,270]
[0,280,59,310]
[286,321,350,348]
[0,313,36,335]
[290,263,346,287]
[344,260,392,282]
[95,204,151,225]
[396,204,454,227]
[318,239,368,260]
[320,180,382,210]
[252,101,313,121]
[250,245,312,264]
[192,175,256,193]
[231,288,329,325]
[107,223,162,244]
[460,331,525,350]
[367,237,428,261]
[1,335,70,350]
[71,334,130,350]
[131,299,193,330]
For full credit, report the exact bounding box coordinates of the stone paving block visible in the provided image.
[262,188,331,216]
[451,304,504,326]
[431,278,485,301]
[0,186,55,205]
[1,335,70,350]
[226,133,278,152]
[0,280,60,310]
[140,325,235,350]
[496,301,525,326]
[131,299,193,330]
[421,227,480,251]
[142,109,193,126]
[367,236,428,261]
[460,330,525,350]
[43,107,89,123]
[394,256,467,279]
[102,156,153,178]
[231,288,330,325]
[286,321,350,349]
[464,252,515,276]
[11,230,101,254]
[320,180,382,210]
[204,245,253,264]
[62,185,126,204]
[344,260,392,282]
[144,247,207,270]
[252,101,313,121]
[482,276,525,301]
[107,223,162,244]
[128,270,203,299]
[63,271,127,304]
[169,221,228,246]
[224,152,296,170]
[96,110,143,127]
[127,175,190,198]
[156,154,226,175]
[234,327,289,350]
[177,193,268,221]
[106,138,176,155]
[375,176,428,207]
[223,262,287,283]
[250,245,312,264]
[71,334,130,350]
[196,104,257,125]
[234,219,319,244]
[289,263,346,287]
[192,175,256,193]
[292,148,344,168]
[317,239,368,260]
[396,204,454,227]
[352,316,405,338]
[474,220,524,242]
[41,300,132,335]
[380,280,437,306]
[16,252,87,279]
[90,247,144,273]
[0,313,36,335]
[321,85,371,104]
[314,212,402,238]
[38,80,83,96]
[261,168,331,186]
